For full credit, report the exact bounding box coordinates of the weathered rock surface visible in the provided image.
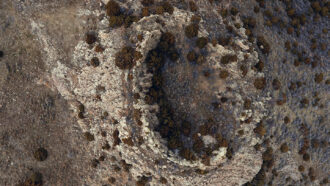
[0,0,328,185]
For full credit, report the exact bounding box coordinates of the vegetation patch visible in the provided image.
[221,54,237,64]
[115,46,137,69]
[106,0,139,28]
[254,122,266,137]
[219,70,229,79]
[84,132,95,141]
[314,73,323,83]
[113,129,121,146]
[90,57,100,67]
[141,0,154,7]
[185,23,199,38]
[272,78,281,90]
[85,33,97,45]
[33,148,48,161]
[189,1,198,12]
[280,143,289,153]
[254,77,266,90]
[19,172,43,186]
[106,0,121,16]
[256,36,270,54]
[187,51,197,62]
[196,37,208,49]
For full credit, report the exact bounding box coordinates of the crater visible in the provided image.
[142,32,236,162]
[50,6,268,185]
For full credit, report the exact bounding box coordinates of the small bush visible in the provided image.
[106,0,121,16]
[185,23,199,38]
[115,46,136,69]
[196,37,208,48]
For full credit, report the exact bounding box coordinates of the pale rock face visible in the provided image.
[44,6,269,185]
